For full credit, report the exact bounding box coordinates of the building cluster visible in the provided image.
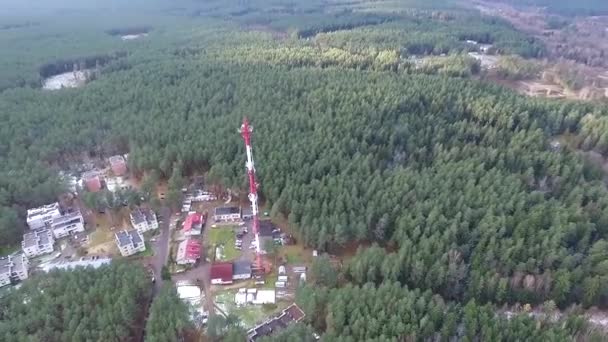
[22,202,84,258]
[81,154,130,193]
[247,304,306,341]
[0,254,29,288]
[115,229,146,257]
[210,260,252,285]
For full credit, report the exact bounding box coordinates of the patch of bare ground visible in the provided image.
[467,1,608,101]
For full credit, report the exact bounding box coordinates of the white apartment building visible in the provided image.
[26,202,61,230]
[115,229,146,257]
[50,210,85,238]
[0,254,29,288]
[22,229,55,258]
[129,208,158,234]
[26,203,85,239]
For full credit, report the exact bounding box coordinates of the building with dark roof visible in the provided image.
[247,303,306,341]
[115,229,145,257]
[258,220,276,237]
[242,207,254,220]
[210,262,233,285]
[213,206,241,222]
[233,260,252,280]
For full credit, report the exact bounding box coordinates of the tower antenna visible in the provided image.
[240,117,262,270]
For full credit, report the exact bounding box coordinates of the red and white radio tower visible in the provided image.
[240,117,262,270]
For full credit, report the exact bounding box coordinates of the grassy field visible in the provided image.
[208,226,239,261]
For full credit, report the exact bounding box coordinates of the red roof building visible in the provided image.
[183,213,203,236]
[176,238,202,265]
[210,262,233,285]
[109,155,127,176]
[83,174,103,192]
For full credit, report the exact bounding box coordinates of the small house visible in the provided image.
[176,238,202,265]
[183,212,204,236]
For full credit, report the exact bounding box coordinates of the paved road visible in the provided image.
[150,206,172,294]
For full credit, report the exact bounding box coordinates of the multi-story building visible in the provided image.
[50,210,85,239]
[26,203,85,239]
[26,202,61,230]
[115,229,146,257]
[0,254,29,288]
[130,207,158,234]
[22,229,55,258]
[213,206,241,222]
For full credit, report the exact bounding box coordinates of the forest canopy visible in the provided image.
[3,1,608,340]
[0,263,152,341]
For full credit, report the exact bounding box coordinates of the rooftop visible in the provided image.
[233,260,252,275]
[210,262,233,281]
[178,238,202,260]
[248,303,305,341]
[129,230,143,245]
[115,229,142,247]
[130,208,146,225]
[0,257,10,275]
[259,220,275,237]
[22,232,38,248]
[26,202,60,220]
[11,254,27,274]
[214,206,240,216]
[183,212,202,232]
